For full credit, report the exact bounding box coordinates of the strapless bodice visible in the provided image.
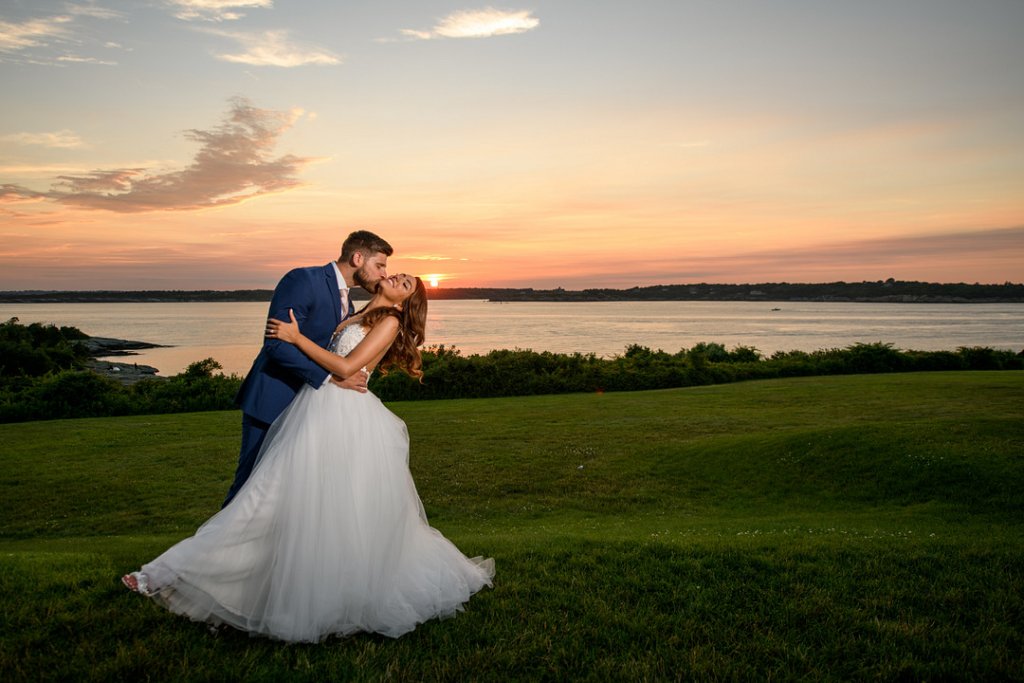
[330,323,366,358]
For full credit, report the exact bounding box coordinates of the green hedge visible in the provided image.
[0,359,242,423]
[1,317,1020,423]
[369,341,1023,401]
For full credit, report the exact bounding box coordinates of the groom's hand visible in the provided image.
[330,369,369,393]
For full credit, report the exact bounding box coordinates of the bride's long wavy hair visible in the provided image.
[359,277,428,380]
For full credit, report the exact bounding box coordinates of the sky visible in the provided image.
[1,0,1023,290]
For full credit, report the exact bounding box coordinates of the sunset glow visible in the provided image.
[1,1,1022,290]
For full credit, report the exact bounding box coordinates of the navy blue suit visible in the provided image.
[224,263,353,506]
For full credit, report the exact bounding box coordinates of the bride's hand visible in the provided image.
[266,309,301,343]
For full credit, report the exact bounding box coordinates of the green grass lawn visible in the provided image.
[2,371,1022,681]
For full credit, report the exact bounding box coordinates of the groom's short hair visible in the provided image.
[340,230,393,260]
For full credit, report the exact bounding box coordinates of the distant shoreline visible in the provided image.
[1,280,1022,304]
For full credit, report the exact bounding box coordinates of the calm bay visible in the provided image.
[2,300,1021,377]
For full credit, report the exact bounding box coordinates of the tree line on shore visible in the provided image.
[487,279,1024,302]
[2,279,1022,303]
[2,317,1021,424]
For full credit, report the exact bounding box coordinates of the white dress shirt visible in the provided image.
[331,261,350,319]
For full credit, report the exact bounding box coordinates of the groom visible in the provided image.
[224,230,393,506]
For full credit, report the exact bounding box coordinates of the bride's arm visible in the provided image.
[267,309,398,379]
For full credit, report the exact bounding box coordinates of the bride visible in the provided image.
[121,274,494,642]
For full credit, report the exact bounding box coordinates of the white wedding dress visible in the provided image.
[137,324,494,642]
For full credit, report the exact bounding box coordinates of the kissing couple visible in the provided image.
[122,230,494,642]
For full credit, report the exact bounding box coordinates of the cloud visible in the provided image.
[762,226,1024,271]
[168,0,273,22]
[0,162,111,176]
[0,130,87,149]
[0,15,73,53]
[207,28,340,66]
[590,226,1024,286]
[1,98,317,213]
[66,3,125,21]
[57,54,118,65]
[0,6,125,65]
[398,8,539,41]
[1,184,49,202]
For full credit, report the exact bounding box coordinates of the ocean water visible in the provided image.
[2,300,1021,377]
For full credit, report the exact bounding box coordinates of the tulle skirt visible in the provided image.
[140,384,494,642]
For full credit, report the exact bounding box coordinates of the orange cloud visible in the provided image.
[1,98,315,213]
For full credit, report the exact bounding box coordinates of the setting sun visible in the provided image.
[428,275,439,288]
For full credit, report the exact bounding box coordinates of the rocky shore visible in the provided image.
[76,336,166,385]
[85,359,161,384]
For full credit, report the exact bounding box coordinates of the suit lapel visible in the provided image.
[323,263,342,326]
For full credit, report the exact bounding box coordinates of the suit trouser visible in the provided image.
[222,413,272,508]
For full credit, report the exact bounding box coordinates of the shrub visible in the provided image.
[129,358,241,414]
[0,331,1019,422]
[0,318,88,378]
[841,342,907,373]
[958,346,1022,370]
[0,370,130,421]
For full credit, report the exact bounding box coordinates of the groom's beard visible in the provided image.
[353,266,380,293]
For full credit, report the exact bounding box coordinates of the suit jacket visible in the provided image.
[236,263,353,424]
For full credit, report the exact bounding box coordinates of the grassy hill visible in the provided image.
[1,372,1021,681]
